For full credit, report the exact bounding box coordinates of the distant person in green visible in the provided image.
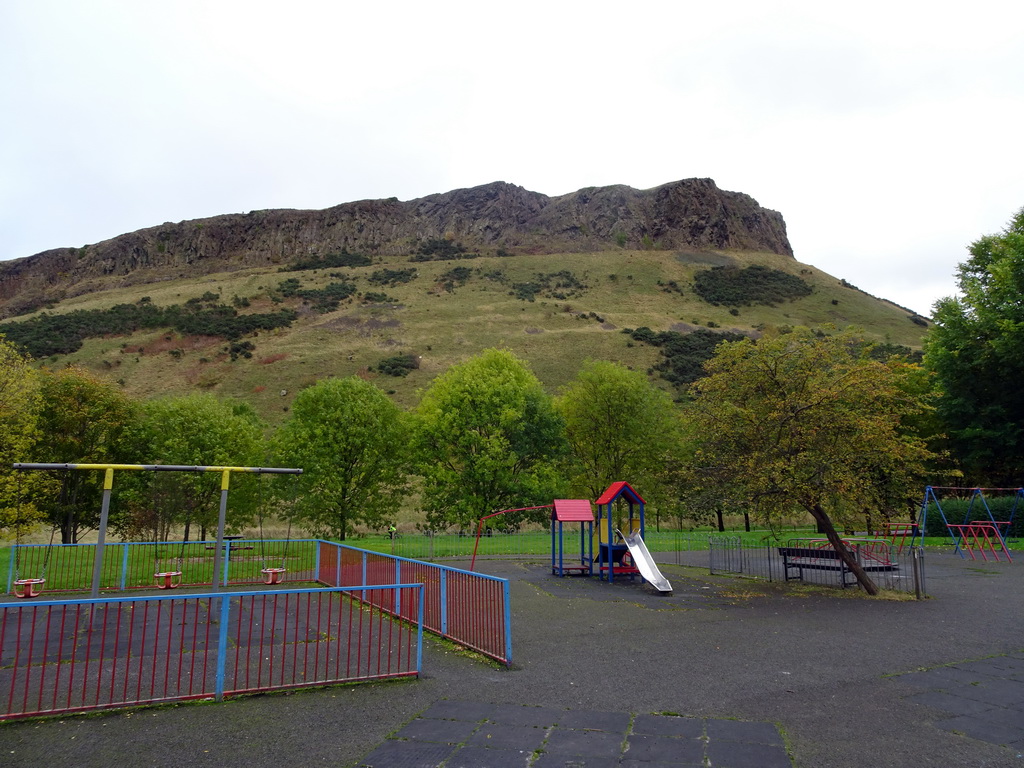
[388,524,398,539]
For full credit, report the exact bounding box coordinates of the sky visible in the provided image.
[2,1,1022,317]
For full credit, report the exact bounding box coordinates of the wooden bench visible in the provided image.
[778,546,857,588]
[204,535,254,550]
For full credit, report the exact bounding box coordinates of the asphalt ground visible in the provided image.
[1,550,1022,767]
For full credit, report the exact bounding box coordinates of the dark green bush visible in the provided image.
[625,327,746,392]
[0,298,297,358]
[693,265,812,306]
[510,271,588,302]
[376,353,420,377]
[439,266,473,292]
[274,279,357,313]
[367,268,417,286]
[409,239,479,262]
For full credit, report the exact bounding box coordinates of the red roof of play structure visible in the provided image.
[552,499,594,522]
[595,481,645,505]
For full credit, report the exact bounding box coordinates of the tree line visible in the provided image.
[1,206,1022,595]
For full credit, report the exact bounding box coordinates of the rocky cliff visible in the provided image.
[0,178,791,317]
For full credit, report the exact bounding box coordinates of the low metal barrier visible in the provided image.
[709,536,926,595]
[0,584,423,720]
[317,542,512,665]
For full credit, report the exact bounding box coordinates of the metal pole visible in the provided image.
[91,468,115,598]
[913,546,924,600]
[210,469,231,593]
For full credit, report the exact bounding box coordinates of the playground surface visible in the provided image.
[1,549,1022,767]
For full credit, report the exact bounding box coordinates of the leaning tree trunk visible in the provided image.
[809,503,879,595]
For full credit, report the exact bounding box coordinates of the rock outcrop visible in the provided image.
[0,178,791,317]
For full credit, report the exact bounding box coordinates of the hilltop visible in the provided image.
[0,179,791,317]
[0,179,927,421]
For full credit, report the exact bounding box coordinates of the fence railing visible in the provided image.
[6,539,319,594]
[317,542,512,665]
[0,584,423,721]
[709,536,926,595]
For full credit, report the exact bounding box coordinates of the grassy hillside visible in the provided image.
[21,247,927,422]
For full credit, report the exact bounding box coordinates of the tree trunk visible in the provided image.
[743,512,751,533]
[809,503,879,595]
[716,509,725,532]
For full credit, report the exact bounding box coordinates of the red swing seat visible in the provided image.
[261,567,286,585]
[13,578,46,599]
[154,571,183,589]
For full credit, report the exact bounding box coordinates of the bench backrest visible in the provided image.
[778,546,842,559]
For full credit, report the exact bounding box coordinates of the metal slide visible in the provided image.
[620,530,673,594]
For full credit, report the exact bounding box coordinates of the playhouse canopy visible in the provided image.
[552,499,594,522]
[595,481,645,506]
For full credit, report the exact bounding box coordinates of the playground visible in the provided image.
[1,548,1021,768]
[2,476,1024,766]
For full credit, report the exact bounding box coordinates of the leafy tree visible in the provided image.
[30,367,140,543]
[134,394,265,541]
[925,206,1024,484]
[687,328,935,594]
[414,349,566,530]
[273,377,409,540]
[0,336,45,537]
[556,360,682,501]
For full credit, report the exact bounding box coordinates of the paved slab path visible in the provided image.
[1,550,1022,767]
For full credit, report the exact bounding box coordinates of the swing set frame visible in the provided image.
[915,485,1019,562]
[11,463,302,598]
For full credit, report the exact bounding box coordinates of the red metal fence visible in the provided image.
[317,542,512,665]
[0,585,423,720]
[7,539,513,667]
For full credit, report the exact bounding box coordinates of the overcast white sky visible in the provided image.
[2,1,1022,317]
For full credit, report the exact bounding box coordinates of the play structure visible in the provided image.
[10,462,303,598]
[466,482,671,593]
[915,486,1019,562]
[549,482,672,594]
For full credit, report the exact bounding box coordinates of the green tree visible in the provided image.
[925,206,1024,483]
[273,377,409,540]
[135,394,265,541]
[0,336,45,537]
[556,360,682,501]
[687,328,935,594]
[414,349,566,530]
[31,366,140,543]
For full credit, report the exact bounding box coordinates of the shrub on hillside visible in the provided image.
[693,265,812,306]
[624,327,746,392]
[375,353,420,377]
[0,298,297,358]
